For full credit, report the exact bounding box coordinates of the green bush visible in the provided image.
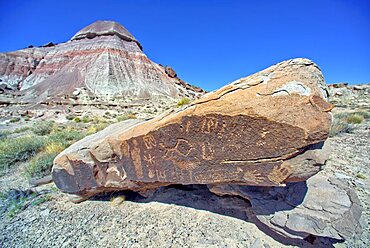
[24,128,86,179]
[47,129,85,148]
[0,188,51,218]
[13,127,30,134]
[86,123,108,135]
[356,173,366,180]
[66,114,75,120]
[0,136,46,173]
[26,151,58,179]
[353,111,370,119]
[177,97,191,107]
[330,111,369,137]
[0,130,11,140]
[347,114,364,124]
[116,113,137,122]
[82,116,90,123]
[73,117,81,123]
[32,121,55,136]
[329,119,353,137]
[9,117,21,123]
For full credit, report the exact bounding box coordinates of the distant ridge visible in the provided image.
[0,20,205,104]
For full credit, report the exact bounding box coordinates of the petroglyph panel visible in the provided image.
[119,114,305,185]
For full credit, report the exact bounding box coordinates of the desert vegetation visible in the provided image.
[177,97,191,107]
[329,110,369,137]
[0,111,141,181]
[0,188,52,218]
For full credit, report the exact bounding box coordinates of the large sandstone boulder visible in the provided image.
[53,58,333,199]
[0,20,204,103]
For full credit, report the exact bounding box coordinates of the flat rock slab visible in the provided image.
[53,58,333,198]
[208,173,363,243]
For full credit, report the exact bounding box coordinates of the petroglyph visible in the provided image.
[143,134,156,149]
[143,153,155,166]
[267,164,292,184]
[148,168,156,179]
[242,169,265,184]
[156,169,166,180]
[194,167,243,184]
[184,119,191,133]
[130,139,144,179]
[201,116,219,133]
[163,139,193,158]
[120,141,130,159]
[201,142,215,160]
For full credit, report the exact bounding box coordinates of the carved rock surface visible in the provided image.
[0,20,204,102]
[53,58,333,198]
[208,174,363,242]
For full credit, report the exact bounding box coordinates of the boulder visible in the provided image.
[164,66,177,78]
[208,174,363,243]
[53,58,333,199]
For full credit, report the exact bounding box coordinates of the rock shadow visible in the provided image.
[92,182,340,248]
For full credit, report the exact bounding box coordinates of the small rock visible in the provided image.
[40,209,50,217]
[335,172,352,180]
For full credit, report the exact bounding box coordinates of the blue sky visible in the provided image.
[0,0,369,91]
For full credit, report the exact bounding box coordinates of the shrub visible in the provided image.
[177,97,191,107]
[329,111,368,137]
[13,127,30,134]
[66,114,75,120]
[47,129,85,148]
[0,188,51,218]
[82,116,90,123]
[116,113,137,122]
[0,136,45,173]
[86,123,108,135]
[0,130,11,140]
[26,151,58,179]
[9,117,21,123]
[24,116,30,122]
[44,142,65,154]
[347,114,364,124]
[32,121,55,135]
[25,128,86,178]
[352,110,370,120]
[356,173,366,180]
[73,117,81,123]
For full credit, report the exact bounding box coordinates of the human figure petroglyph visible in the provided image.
[143,134,156,149]
[120,141,130,159]
[183,119,192,133]
[130,139,144,179]
[201,116,219,133]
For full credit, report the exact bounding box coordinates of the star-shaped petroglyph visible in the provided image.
[144,153,155,166]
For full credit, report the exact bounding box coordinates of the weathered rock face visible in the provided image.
[0,20,204,103]
[52,58,333,198]
[0,47,47,90]
[209,174,363,243]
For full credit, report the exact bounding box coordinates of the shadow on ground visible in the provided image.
[91,183,341,248]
